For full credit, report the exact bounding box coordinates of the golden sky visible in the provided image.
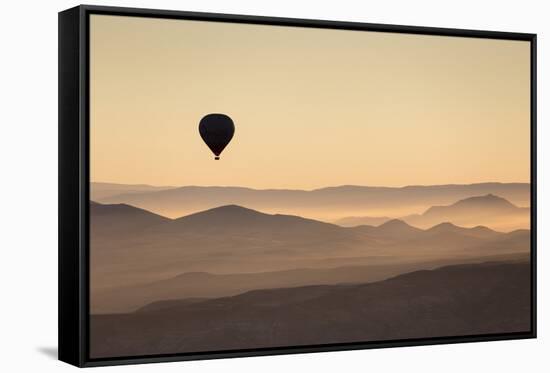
[90,15,531,189]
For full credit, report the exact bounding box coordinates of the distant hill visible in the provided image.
[424,194,521,216]
[92,252,529,314]
[152,205,356,244]
[351,219,501,241]
[91,182,175,200]
[90,260,531,358]
[403,194,529,230]
[359,219,424,239]
[424,221,499,238]
[90,201,170,238]
[95,182,530,220]
[90,204,371,290]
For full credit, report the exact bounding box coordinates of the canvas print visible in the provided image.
[88,15,532,358]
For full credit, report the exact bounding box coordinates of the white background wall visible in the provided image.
[0,0,547,371]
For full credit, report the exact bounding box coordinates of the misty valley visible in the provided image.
[89,182,531,358]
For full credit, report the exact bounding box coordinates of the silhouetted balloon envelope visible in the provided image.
[198,114,235,160]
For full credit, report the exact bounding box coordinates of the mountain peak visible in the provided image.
[422,194,519,218]
[427,222,460,232]
[90,202,165,217]
[471,225,496,232]
[454,194,517,208]
[179,204,267,220]
[158,204,343,238]
[216,204,256,211]
[375,219,422,237]
[425,222,500,239]
[378,219,411,228]
[90,202,170,234]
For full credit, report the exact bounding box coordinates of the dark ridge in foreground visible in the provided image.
[90,261,531,358]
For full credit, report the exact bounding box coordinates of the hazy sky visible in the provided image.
[90,15,531,189]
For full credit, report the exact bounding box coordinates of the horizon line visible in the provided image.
[90,180,531,192]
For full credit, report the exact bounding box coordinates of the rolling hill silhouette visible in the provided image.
[336,194,529,231]
[90,260,530,358]
[425,194,521,214]
[425,222,501,239]
[90,201,169,237]
[355,219,424,239]
[403,194,529,230]
[88,183,532,358]
[94,182,530,221]
[152,204,352,243]
[91,182,175,200]
[90,203,530,313]
[92,252,529,314]
[90,204,373,291]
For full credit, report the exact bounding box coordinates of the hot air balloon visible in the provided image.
[198,113,235,160]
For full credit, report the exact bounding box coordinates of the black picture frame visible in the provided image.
[59,4,537,368]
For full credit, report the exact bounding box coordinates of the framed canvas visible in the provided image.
[58,5,537,367]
